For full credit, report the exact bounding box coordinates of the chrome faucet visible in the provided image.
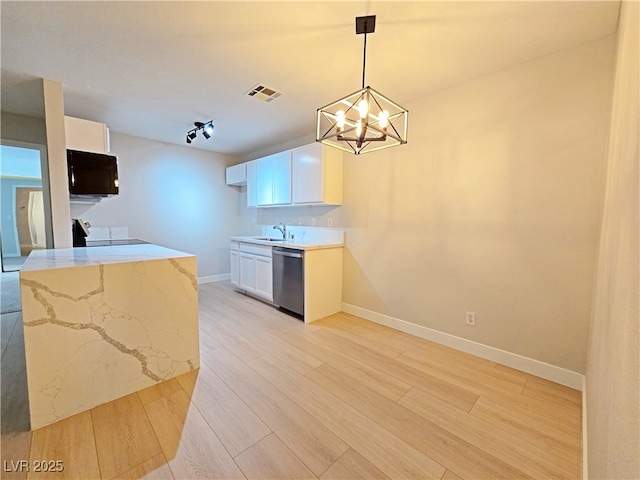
[273,223,287,240]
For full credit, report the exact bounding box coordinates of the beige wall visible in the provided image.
[1,112,47,146]
[43,79,72,248]
[79,132,251,279]
[255,35,616,373]
[586,2,639,478]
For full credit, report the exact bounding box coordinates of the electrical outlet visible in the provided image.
[311,218,316,226]
[465,311,476,326]
[328,218,333,227]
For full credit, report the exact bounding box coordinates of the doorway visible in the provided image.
[0,143,51,272]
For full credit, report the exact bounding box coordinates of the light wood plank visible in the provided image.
[1,281,583,480]
[199,327,223,352]
[142,389,244,480]
[214,313,323,375]
[1,314,30,434]
[248,353,446,480]
[1,312,20,358]
[396,350,525,397]
[402,343,527,388]
[313,316,408,359]
[136,378,183,406]
[274,325,479,411]
[270,326,412,401]
[470,396,581,448]
[399,387,581,478]
[28,410,100,480]
[326,312,434,352]
[199,310,266,362]
[395,351,583,429]
[441,469,463,480]
[113,453,174,480]
[305,362,527,480]
[522,375,582,406]
[471,388,582,434]
[199,286,289,331]
[175,363,271,457]
[91,392,163,479]
[493,362,582,407]
[309,328,404,364]
[206,347,348,477]
[1,431,32,480]
[319,449,389,480]
[235,433,316,480]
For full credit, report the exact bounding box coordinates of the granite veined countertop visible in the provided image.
[21,243,194,272]
[230,235,343,251]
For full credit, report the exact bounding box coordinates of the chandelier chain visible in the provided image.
[362,32,367,89]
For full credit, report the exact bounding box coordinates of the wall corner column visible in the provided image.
[42,78,72,248]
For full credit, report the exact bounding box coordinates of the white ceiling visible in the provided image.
[1,1,620,156]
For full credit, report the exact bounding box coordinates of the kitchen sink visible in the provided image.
[252,237,284,242]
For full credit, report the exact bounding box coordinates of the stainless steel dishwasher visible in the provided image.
[272,247,304,317]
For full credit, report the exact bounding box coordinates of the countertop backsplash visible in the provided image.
[87,226,130,240]
[260,225,344,244]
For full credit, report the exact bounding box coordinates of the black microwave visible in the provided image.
[67,149,119,196]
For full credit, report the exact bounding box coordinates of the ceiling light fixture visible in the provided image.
[186,121,214,144]
[316,15,408,155]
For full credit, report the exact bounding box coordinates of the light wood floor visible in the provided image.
[1,281,582,479]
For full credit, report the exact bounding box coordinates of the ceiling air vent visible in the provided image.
[245,84,282,102]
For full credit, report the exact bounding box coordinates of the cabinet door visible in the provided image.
[271,152,291,205]
[64,116,109,154]
[292,143,323,204]
[246,161,258,207]
[226,163,247,185]
[239,253,256,292]
[255,256,273,300]
[256,157,273,206]
[230,250,239,286]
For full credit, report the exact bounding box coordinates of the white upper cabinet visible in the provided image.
[236,142,342,208]
[256,151,291,206]
[272,152,292,205]
[246,161,257,207]
[226,163,247,185]
[292,143,343,205]
[64,116,110,154]
[256,157,272,206]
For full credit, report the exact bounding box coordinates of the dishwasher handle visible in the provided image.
[272,247,303,259]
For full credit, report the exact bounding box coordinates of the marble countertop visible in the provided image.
[230,236,344,251]
[21,244,194,272]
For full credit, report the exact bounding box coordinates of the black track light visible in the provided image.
[203,122,214,139]
[185,121,215,144]
[186,129,197,144]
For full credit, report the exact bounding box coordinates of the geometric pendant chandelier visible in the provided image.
[316,15,408,155]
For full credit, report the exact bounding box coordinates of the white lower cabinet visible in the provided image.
[254,256,273,299]
[239,253,256,292]
[230,241,273,301]
[230,250,240,286]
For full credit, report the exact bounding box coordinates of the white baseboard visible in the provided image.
[341,302,584,390]
[198,273,231,284]
[582,377,588,479]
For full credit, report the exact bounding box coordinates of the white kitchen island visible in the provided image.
[19,244,199,430]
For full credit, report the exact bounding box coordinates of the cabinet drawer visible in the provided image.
[239,243,272,257]
[230,241,240,251]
